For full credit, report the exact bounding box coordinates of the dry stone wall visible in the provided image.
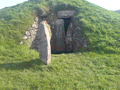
[21,17,38,48]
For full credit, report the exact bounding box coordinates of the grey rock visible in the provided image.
[65,23,88,52]
[82,40,87,47]
[30,30,37,35]
[57,10,75,18]
[22,17,39,50]
[22,36,27,39]
[34,17,39,22]
[38,21,51,65]
[51,19,65,51]
[32,21,38,28]
[72,27,83,51]
[28,27,34,31]
[31,35,36,41]
[25,31,30,36]
[65,22,73,52]
[20,41,23,44]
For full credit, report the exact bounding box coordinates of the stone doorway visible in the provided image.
[51,18,73,54]
[21,10,88,54]
[50,10,75,54]
[60,18,71,36]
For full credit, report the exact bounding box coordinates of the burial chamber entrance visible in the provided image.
[23,10,86,54]
[22,10,88,55]
[61,18,71,36]
[51,10,75,54]
[51,17,72,54]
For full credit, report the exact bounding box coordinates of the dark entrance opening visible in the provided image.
[61,18,71,36]
[51,18,73,54]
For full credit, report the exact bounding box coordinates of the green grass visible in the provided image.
[0,52,120,90]
[0,0,120,89]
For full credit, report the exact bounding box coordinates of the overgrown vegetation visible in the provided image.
[0,0,120,89]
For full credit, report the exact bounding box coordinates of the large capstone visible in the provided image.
[57,10,75,18]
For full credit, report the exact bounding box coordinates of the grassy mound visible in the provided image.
[0,0,120,53]
[0,0,120,89]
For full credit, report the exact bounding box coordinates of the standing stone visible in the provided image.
[37,21,52,65]
[51,19,65,52]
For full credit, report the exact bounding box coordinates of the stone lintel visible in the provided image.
[57,10,75,18]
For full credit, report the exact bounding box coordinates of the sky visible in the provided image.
[86,0,120,11]
[0,0,120,11]
[0,0,28,10]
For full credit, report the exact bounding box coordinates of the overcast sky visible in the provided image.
[86,0,120,11]
[0,0,120,11]
[0,0,28,10]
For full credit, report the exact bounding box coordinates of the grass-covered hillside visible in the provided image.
[0,0,120,53]
[0,0,120,89]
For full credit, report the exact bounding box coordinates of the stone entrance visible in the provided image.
[61,18,71,36]
[50,11,75,54]
[21,10,88,54]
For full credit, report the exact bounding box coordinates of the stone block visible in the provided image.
[38,21,51,65]
[57,10,75,18]
[51,19,65,51]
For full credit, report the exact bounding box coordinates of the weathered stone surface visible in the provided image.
[65,22,73,52]
[51,19,65,51]
[31,35,36,41]
[20,17,38,47]
[20,41,23,44]
[25,31,30,36]
[30,30,37,35]
[72,27,88,51]
[72,27,82,51]
[65,23,88,52]
[34,17,39,22]
[22,36,27,39]
[32,21,38,28]
[82,40,87,48]
[38,21,51,65]
[57,10,75,18]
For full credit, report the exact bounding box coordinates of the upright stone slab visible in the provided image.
[37,21,51,65]
[51,19,65,52]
